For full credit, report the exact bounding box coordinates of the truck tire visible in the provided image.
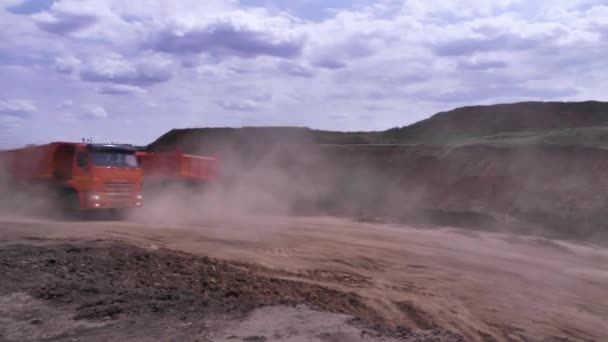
[56,188,80,219]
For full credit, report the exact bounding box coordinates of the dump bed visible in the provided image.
[0,143,63,181]
[137,150,217,182]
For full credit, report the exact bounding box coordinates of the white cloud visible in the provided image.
[79,54,172,86]
[34,11,98,35]
[0,99,38,117]
[81,104,108,119]
[218,99,258,112]
[0,114,23,129]
[54,56,81,74]
[98,84,145,96]
[0,0,607,147]
[1,0,30,9]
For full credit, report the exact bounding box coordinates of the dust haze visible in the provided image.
[2,137,608,341]
[0,156,65,221]
[130,139,608,245]
[128,140,408,232]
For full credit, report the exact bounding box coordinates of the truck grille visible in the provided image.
[104,180,135,200]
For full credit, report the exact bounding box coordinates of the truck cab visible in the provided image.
[64,143,143,210]
[0,142,143,214]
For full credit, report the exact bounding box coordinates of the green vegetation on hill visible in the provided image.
[147,101,608,152]
[384,101,608,144]
[454,126,608,150]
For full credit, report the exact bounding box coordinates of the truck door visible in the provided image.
[53,144,75,181]
[73,146,91,181]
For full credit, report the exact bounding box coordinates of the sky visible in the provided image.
[0,0,607,148]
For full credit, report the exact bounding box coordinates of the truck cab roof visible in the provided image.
[87,144,137,153]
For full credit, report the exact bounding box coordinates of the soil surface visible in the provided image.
[0,215,607,341]
[1,240,461,341]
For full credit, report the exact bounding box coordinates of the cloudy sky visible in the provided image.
[0,0,607,148]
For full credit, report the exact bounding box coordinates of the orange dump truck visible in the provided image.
[0,142,143,213]
[136,148,217,189]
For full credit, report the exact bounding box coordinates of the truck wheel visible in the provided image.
[66,192,80,212]
[57,189,80,219]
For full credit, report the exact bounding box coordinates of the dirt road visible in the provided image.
[0,215,607,341]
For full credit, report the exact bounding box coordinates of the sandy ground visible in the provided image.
[0,214,607,341]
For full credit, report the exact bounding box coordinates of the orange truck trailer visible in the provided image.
[136,148,217,189]
[0,142,143,213]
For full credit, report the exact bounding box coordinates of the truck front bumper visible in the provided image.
[86,192,143,209]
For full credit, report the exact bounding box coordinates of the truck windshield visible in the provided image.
[92,152,138,168]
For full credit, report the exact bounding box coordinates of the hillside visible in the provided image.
[147,101,608,153]
[146,127,377,154]
[145,101,608,242]
[386,101,608,144]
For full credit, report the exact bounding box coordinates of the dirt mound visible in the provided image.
[391,101,608,143]
[312,144,608,241]
[0,241,463,341]
[0,241,371,320]
[147,101,608,152]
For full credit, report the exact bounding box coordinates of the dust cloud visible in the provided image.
[0,156,64,221]
[2,137,608,245]
[128,143,335,236]
[130,140,608,245]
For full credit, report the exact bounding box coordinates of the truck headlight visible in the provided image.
[136,194,143,200]
[90,194,101,201]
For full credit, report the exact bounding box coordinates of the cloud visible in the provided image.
[80,55,172,86]
[0,115,23,129]
[35,12,98,35]
[431,33,540,56]
[306,33,383,71]
[277,62,315,78]
[313,56,346,70]
[0,0,607,147]
[364,104,391,111]
[459,59,508,71]
[418,84,578,104]
[0,99,37,117]
[218,99,257,112]
[98,84,145,96]
[333,61,432,86]
[57,100,73,109]
[5,0,56,15]
[53,56,80,74]
[0,99,36,134]
[151,22,304,59]
[251,92,272,102]
[81,104,108,119]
